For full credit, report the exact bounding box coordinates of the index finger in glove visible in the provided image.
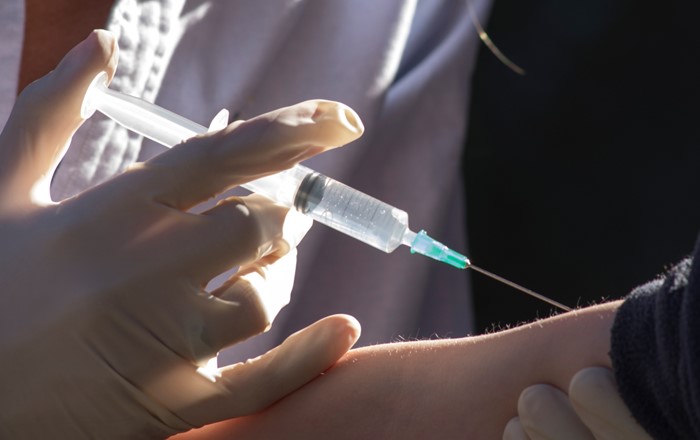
[569,367,651,440]
[124,99,363,211]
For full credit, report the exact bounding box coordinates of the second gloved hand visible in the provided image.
[0,30,363,439]
[503,367,651,440]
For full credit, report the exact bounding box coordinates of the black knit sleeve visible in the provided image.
[610,236,700,439]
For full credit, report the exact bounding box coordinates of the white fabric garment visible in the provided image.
[0,0,24,129]
[2,0,491,364]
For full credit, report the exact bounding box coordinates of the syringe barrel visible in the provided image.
[242,167,409,252]
[293,172,409,253]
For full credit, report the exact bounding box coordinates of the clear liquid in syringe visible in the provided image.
[294,172,409,253]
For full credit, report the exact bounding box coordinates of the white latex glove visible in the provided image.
[0,30,364,439]
[503,367,651,440]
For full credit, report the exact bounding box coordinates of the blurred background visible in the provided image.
[464,0,700,332]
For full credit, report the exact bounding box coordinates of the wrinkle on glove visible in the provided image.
[0,30,362,439]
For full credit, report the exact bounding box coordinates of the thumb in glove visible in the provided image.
[0,29,117,210]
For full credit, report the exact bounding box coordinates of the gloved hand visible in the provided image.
[0,30,364,439]
[503,367,651,440]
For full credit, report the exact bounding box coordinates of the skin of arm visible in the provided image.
[174,301,620,439]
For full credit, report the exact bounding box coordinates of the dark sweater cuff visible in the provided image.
[610,258,692,439]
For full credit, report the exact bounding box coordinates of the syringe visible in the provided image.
[82,73,571,312]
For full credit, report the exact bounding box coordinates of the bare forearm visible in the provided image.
[176,301,620,439]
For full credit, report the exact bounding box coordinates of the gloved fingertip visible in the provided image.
[317,314,362,349]
[307,99,364,148]
[16,29,120,134]
[216,277,272,334]
[54,29,118,84]
[569,367,651,439]
[309,99,364,143]
[569,367,616,402]
[341,314,362,341]
[271,100,365,152]
[503,417,528,440]
[96,29,120,83]
[217,260,293,332]
[277,314,361,372]
[281,208,313,251]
